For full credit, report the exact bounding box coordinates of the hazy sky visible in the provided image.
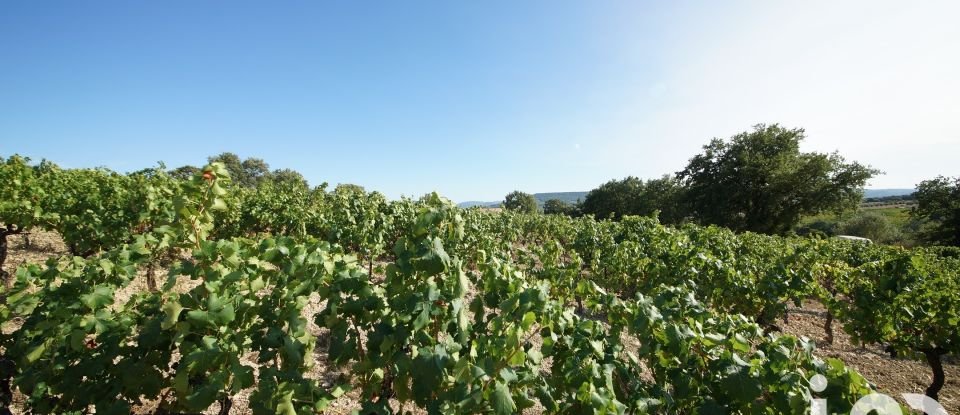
[2,1,958,201]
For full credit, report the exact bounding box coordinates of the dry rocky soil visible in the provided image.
[3,231,957,414]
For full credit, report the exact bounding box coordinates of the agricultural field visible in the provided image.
[1,158,959,414]
[6,0,960,413]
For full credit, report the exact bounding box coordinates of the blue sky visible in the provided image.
[2,1,958,201]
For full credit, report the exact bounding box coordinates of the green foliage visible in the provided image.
[334,183,366,194]
[580,177,642,220]
[502,190,538,214]
[911,176,960,246]
[207,152,271,188]
[0,157,182,264]
[829,250,960,355]
[269,168,308,187]
[0,155,59,287]
[817,246,960,399]
[796,219,838,238]
[580,176,682,222]
[168,165,201,180]
[323,185,392,263]
[796,207,920,246]
[0,164,339,413]
[837,211,901,243]
[9,154,949,413]
[542,198,577,216]
[678,124,879,234]
[215,175,317,239]
[0,156,58,235]
[317,201,876,413]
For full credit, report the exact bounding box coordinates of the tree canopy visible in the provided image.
[208,152,270,188]
[169,165,201,180]
[334,183,367,195]
[676,124,878,234]
[502,191,538,214]
[543,198,578,216]
[580,176,683,223]
[911,176,960,246]
[269,168,309,187]
[170,153,311,188]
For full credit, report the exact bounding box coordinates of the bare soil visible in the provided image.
[782,299,959,413]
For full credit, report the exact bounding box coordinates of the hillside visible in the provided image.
[458,191,587,208]
[863,188,915,198]
[460,189,913,209]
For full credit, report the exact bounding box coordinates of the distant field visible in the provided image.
[861,200,917,210]
[799,206,913,232]
[864,206,913,228]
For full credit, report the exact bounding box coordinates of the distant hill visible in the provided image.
[531,192,587,205]
[458,191,587,208]
[458,200,500,208]
[863,188,915,198]
[460,189,914,209]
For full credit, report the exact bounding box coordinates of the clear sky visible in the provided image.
[2,1,958,201]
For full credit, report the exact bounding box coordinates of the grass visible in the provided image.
[799,206,912,229]
[862,206,913,229]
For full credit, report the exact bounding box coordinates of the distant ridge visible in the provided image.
[863,188,914,198]
[459,189,914,208]
[458,191,586,208]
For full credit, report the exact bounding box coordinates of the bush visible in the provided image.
[543,199,578,216]
[796,219,838,237]
[838,212,900,243]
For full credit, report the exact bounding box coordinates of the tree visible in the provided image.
[543,199,577,216]
[502,191,538,214]
[838,212,900,244]
[269,168,309,187]
[911,176,960,246]
[241,158,270,186]
[637,176,685,224]
[334,183,366,195]
[580,177,643,220]
[677,124,879,234]
[169,165,200,180]
[580,176,684,223]
[207,152,269,187]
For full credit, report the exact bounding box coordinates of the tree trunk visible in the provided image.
[762,324,782,336]
[0,227,19,290]
[146,262,158,292]
[0,357,14,415]
[824,312,834,345]
[884,344,898,359]
[0,231,8,289]
[217,396,233,415]
[376,368,394,403]
[923,348,946,401]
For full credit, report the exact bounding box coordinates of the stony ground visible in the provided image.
[3,231,957,413]
[781,300,958,413]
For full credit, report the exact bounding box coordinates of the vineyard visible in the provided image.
[1,155,958,414]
